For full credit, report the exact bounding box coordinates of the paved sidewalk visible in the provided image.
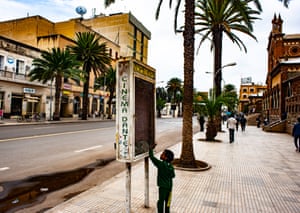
[47,125,300,213]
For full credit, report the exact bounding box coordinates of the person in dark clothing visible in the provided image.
[149,144,175,213]
[235,115,240,131]
[240,115,247,132]
[199,115,205,132]
[256,116,261,128]
[292,117,300,152]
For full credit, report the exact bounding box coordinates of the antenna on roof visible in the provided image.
[75,6,87,19]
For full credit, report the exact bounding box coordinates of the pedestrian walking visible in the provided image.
[292,117,300,152]
[227,114,237,143]
[198,115,205,132]
[240,115,247,132]
[149,143,175,213]
[235,114,240,131]
[256,116,261,128]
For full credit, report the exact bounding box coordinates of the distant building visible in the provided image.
[0,36,46,118]
[263,14,300,133]
[238,82,267,114]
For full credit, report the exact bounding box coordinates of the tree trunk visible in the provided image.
[82,72,90,120]
[213,28,223,131]
[53,76,62,121]
[206,119,218,141]
[179,0,196,168]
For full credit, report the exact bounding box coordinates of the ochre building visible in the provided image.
[0,12,151,119]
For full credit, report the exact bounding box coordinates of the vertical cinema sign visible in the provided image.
[116,58,155,162]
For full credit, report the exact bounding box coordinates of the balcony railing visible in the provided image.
[286,94,300,114]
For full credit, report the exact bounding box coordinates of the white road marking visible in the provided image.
[75,145,103,153]
[0,167,10,171]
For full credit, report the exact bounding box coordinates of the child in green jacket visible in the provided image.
[149,144,175,213]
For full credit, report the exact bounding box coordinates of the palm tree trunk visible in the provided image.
[213,28,223,131]
[107,89,114,119]
[82,72,90,120]
[179,0,196,168]
[213,28,223,98]
[53,76,62,121]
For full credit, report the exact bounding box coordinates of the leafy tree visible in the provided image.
[94,67,116,119]
[222,84,239,113]
[200,94,225,141]
[29,48,80,120]
[69,32,111,120]
[166,77,183,117]
[193,91,208,116]
[156,87,168,118]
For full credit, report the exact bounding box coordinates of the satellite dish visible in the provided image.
[76,6,87,17]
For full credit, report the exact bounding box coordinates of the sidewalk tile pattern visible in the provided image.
[47,126,300,213]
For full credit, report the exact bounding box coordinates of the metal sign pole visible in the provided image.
[126,162,131,213]
[144,157,149,208]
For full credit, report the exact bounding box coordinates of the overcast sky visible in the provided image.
[1,0,300,92]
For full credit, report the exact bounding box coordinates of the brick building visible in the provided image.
[263,14,300,133]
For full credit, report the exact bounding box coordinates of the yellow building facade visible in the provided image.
[0,12,150,118]
[239,83,267,113]
[82,13,151,64]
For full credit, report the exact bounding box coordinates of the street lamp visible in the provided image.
[205,62,236,98]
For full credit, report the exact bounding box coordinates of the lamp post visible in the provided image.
[205,62,236,99]
[206,62,236,132]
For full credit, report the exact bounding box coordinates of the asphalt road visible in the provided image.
[0,118,186,182]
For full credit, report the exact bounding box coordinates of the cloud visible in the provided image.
[1,0,300,92]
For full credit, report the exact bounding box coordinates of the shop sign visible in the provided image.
[63,90,71,95]
[23,88,35,94]
[63,83,72,90]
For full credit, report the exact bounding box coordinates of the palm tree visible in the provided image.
[29,48,80,121]
[195,0,261,131]
[94,67,116,119]
[156,87,168,118]
[201,94,225,141]
[105,0,198,168]
[69,32,111,120]
[195,0,262,99]
[166,77,182,117]
[279,0,291,7]
[222,84,239,113]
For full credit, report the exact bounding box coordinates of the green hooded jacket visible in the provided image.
[149,149,175,190]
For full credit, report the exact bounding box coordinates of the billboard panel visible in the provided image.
[116,58,155,162]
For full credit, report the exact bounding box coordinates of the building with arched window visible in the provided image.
[263,14,300,133]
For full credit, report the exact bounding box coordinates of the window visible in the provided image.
[243,95,247,99]
[16,59,25,75]
[250,88,254,93]
[243,88,247,92]
[0,55,4,70]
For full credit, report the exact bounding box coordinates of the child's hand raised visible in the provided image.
[150,143,157,150]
